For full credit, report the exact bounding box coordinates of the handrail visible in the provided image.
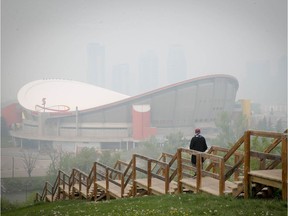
[243,130,287,200]
[94,161,127,198]
[131,154,173,195]
[36,129,287,202]
[177,148,226,195]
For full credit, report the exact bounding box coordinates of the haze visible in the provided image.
[1,0,287,106]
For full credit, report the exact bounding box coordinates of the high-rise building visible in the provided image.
[87,43,106,87]
[138,50,159,93]
[112,64,130,95]
[167,45,187,84]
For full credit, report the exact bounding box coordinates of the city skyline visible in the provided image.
[1,0,286,106]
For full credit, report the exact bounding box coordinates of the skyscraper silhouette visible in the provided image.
[87,43,106,87]
[138,50,159,93]
[167,45,187,84]
[112,63,130,95]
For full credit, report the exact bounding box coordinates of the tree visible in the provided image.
[214,111,248,147]
[98,150,121,167]
[163,131,188,153]
[46,149,61,178]
[275,119,284,132]
[21,151,38,177]
[75,147,100,173]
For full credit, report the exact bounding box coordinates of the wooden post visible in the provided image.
[165,165,169,194]
[57,171,61,200]
[121,174,124,197]
[234,155,239,181]
[282,134,287,201]
[105,168,110,200]
[219,158,225,195]
[213,150,217,174]
[79,172,82,199]
[177,148,182,194]
[71,170,75,199]
[147,160,152,195]
[132,155,137,196]
[86,173,89,200]
[93,163,97,200]
[162,154,166,177]
[244,130,251,199]
[196,154,201,192]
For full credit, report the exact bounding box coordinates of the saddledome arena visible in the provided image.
[10,74,239,152]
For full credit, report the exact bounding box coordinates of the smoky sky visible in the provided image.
[1,0,287,106]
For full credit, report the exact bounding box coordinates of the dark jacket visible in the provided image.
[189,134,207,165]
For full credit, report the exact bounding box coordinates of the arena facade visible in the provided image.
[10,74,239,152]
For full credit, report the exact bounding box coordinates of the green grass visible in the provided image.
[2,193,287,216]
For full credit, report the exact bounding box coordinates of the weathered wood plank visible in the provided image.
[249,169,284,189]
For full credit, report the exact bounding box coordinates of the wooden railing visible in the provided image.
[132,154,174,196]
[35,170,70,202]
[94,162,129,199]
[70,168,89,199]
[243,130,287,200]
[36,129,287,202]
[113,159,133,189]
[177,148,226,195]
[155,152,178,181]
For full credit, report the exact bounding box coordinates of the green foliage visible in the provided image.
[75,147,99,173]
[275,119,285,132]
[1,192,38,213]
[1,177,46,193]
[214,112,248,147]
[1,197,18,212]
[136,136,161,159]
[163,131,188,154]
[2,193,287,216]
[98,150,121,167]
[131,131,188,160]
[58,152,74,173]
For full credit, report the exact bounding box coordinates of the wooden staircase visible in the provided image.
[35,129,287,203]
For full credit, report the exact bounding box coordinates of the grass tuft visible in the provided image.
[2,193,287,216]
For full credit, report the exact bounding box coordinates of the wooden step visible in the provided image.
[180,176,239,196]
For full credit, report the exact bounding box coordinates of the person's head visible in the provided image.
[195,128,201,135]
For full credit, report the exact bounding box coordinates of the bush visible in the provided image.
[1,197,18,212]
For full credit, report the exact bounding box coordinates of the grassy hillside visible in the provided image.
[2,193,287,216]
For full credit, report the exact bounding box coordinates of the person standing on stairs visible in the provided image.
[189,128,207,177]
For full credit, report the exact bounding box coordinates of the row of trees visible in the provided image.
[6,111,286,182]
[45,131,189,180]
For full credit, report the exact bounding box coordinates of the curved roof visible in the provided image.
[17,79,129,112]
[17,74,238,115]
[81,74,239,112]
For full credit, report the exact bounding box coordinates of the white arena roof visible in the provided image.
[17,79,130,112]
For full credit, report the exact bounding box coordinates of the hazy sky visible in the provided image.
[1,0,287,105]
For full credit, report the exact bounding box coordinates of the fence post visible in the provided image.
[244,130,251,199]
[71,169,75,199]
[105,168,110,200]
[177,148,182,194]
[219,157,225,195]
[234,155,239,181]
[282,133,287,201]
[57,170,61,200]
[147,160,152,195]
[196,154,201,192]
[79,172,82,199]
[165,164,169,194]
[94,162,97,199]
[121,173,124,197]
[132,155,137,196]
